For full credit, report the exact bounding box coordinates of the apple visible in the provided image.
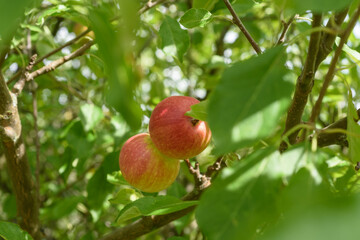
[119,133,180,193]
[149,96,211,159]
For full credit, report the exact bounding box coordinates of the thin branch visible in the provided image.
[34,29,92,65]
[222,0,262,54]
[279,14,322,152]
[184,159,210,190]
[12,54,37,96]
[28,40,94,81]
[309,5,360,123]
[276,15,297,45]
[313,108,360,147]
[138,0,167,15]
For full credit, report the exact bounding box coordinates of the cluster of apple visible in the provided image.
[119,96,212,192]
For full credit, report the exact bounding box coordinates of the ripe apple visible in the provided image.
[149,96,211,159]
[119,133,180,193]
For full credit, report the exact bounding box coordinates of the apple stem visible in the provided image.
[190,118,199,126]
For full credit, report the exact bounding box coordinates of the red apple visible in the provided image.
[119,133,180,193]
[149,96,211,159]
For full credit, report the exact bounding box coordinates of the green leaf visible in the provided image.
[208,47,293,155]
[116,196,198,223]
[180,9,212,28]
[347,93,360,164]
[0,221,33,240]
[42,196,84,220]
[274,0,353,13]
[107,171,130,186]
[196,146,320,240]
[185,100,209,121]
[0,0,32,44]
[159,16,190,62]
[79,103,104,132]
[90,4,142,130]
[336,38,360,68]
[109,188,142,205]
[87,152,120,209]
[192,0,219,10]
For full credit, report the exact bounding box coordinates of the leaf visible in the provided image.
[336,37,360,68]
[195,146,321,240]
[116,196,198,223]
[87,152,121,209]
[0,221,33,240]
[0,0,32,44]
[107,171,130,186]
[79,103,104,132]
[159,16,190,62]
[180,9,212,28]
[347,93,360,164]
[109,188,142,205]
[42,196,84,220]
[90,4,142,130]
[208,46,293,155]
[274,0,353,13]
[185,100,209,121]
[192,0,219,10]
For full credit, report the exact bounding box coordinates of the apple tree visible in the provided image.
[0,0,360,240]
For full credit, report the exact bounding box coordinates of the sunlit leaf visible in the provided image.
[208,46,293,154]
[185,100,209,121]
[180,8,212,28]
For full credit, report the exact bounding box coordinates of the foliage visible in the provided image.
[0,0,360,240]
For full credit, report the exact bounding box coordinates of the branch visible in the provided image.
[309,5,360,123]
[276,15,297,46]
[314,108,360,147]
[138,0,167,15]
[279,14,322,152]
[0,72,41,239]
[28,40,94,81]
[222,0,262,54]
[34,28,92,65]
[12,54,37,96]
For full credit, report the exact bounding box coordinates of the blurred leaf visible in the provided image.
[116,196,198,223]
[159,16,190,62]
[167,237,189,240]
[192,0,219,10]
[42,196,84,220]
[208,47,293,155]
[336,38,360,68]
[107,171,129,186]
[36,4,70,25]
[90,5,142,130]
[0,221,33,240]
[3,195,17,219]
[109,188,142,205]
[196,145,319,240]
[180,9,212,28]
[261,170,360,240]
[79,103,104,132]
[87,152,120,209]
[0,0,32,45]
[185,100,209,121]
[347,93,360,164]
[274,0,353,13]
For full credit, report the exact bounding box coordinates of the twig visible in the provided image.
[276,15,297,45]
[184,159,210,190]
[222,0,262,54]
[34,28,92,65]
[138,0,167,15]
[205,157,225,177]
[12,54,37,96]
[28,40,94,81]
[313,108,360,147]
[279,14,322,152]
[309,5,360,123]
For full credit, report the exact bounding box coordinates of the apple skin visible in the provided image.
[149,96,211,159]
[119,133,180,193]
